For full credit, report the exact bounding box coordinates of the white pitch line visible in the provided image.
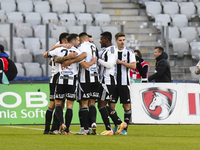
[4,126,44,131]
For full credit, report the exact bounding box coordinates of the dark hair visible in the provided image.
[67,33,78,43]
[115,32,125,40]
[88,34,92,38]
[0,44,4,52]
[101,31,112,42]
[134,50,142,58]
[59,32,69,44]
[155,46,164,52]
[79,32,88,38]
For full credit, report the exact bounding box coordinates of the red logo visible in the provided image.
[140,87,177,120]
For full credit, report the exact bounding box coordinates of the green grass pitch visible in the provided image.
[0,124,200,150]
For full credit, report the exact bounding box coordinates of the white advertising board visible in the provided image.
[130,83,200,124]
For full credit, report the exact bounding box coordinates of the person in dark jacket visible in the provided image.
[148,46,171,82]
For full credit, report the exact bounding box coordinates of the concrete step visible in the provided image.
[138,41,160,47]
[110,15,148,21]
[126,34,157,41]
[101,0,130,3]
[101,3,139,9]
[102,9,138,16]
[124,27,157,34]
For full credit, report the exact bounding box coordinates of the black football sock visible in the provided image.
[124,109,131,131]
[65,108,73,133]
[89,104,97,126]
[51,112,59,131]
[80,107,89,131]
[106,106,122,125]
[79,109,83,128]
[44,107,53,132]
[55,104,64,126]
[99,107,112,130]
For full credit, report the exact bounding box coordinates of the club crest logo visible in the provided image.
[140,87,177,120]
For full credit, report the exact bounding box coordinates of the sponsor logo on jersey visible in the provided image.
[92,92,99,98]
[83,93,90,98]
[66,93,75,99]
[61,71,73,75]
[90,67,97,72]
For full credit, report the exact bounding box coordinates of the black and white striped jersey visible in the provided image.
[49,57,59,84]
[78,41,99,83]
[116,47,136,85]
[48,46,81,85]
[98,45,118,85]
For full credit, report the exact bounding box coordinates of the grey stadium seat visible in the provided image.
[162,2,179,16]
[75,13,93,26]
[23,37,41,54]
[190,42,200,60]
[34,1,50,14]
[24,12,41,25]
[15,63,25,76]
[0,1,16,12]
[17,1,33,13]
[15,23,33,38]
[179,2,196,20]
[145,1,162,19]
[50,25,67,40]
[180,27,197,43]
[164,26,180,44]
[23,62,42,77]
[67,26,84,34]
[51,1,68,14]
[154,14,171,29]
[58,13,76,26]
[171,38,189,57]
[94,13,111,26]
[41,12,59,25]
[171,14,188,28]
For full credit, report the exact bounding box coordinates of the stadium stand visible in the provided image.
[0,0,198,82]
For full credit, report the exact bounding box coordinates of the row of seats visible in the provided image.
[0,11,111,27]
[0,0,102,14]
[0,24,120,51]
[15,62,51,77]
[0,23,110,39]
[145,1,200,20]
[138,0,199,6]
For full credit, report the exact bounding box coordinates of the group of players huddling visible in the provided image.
[43,31,136,135]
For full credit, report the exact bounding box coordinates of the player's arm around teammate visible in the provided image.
[77,32,99,135]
